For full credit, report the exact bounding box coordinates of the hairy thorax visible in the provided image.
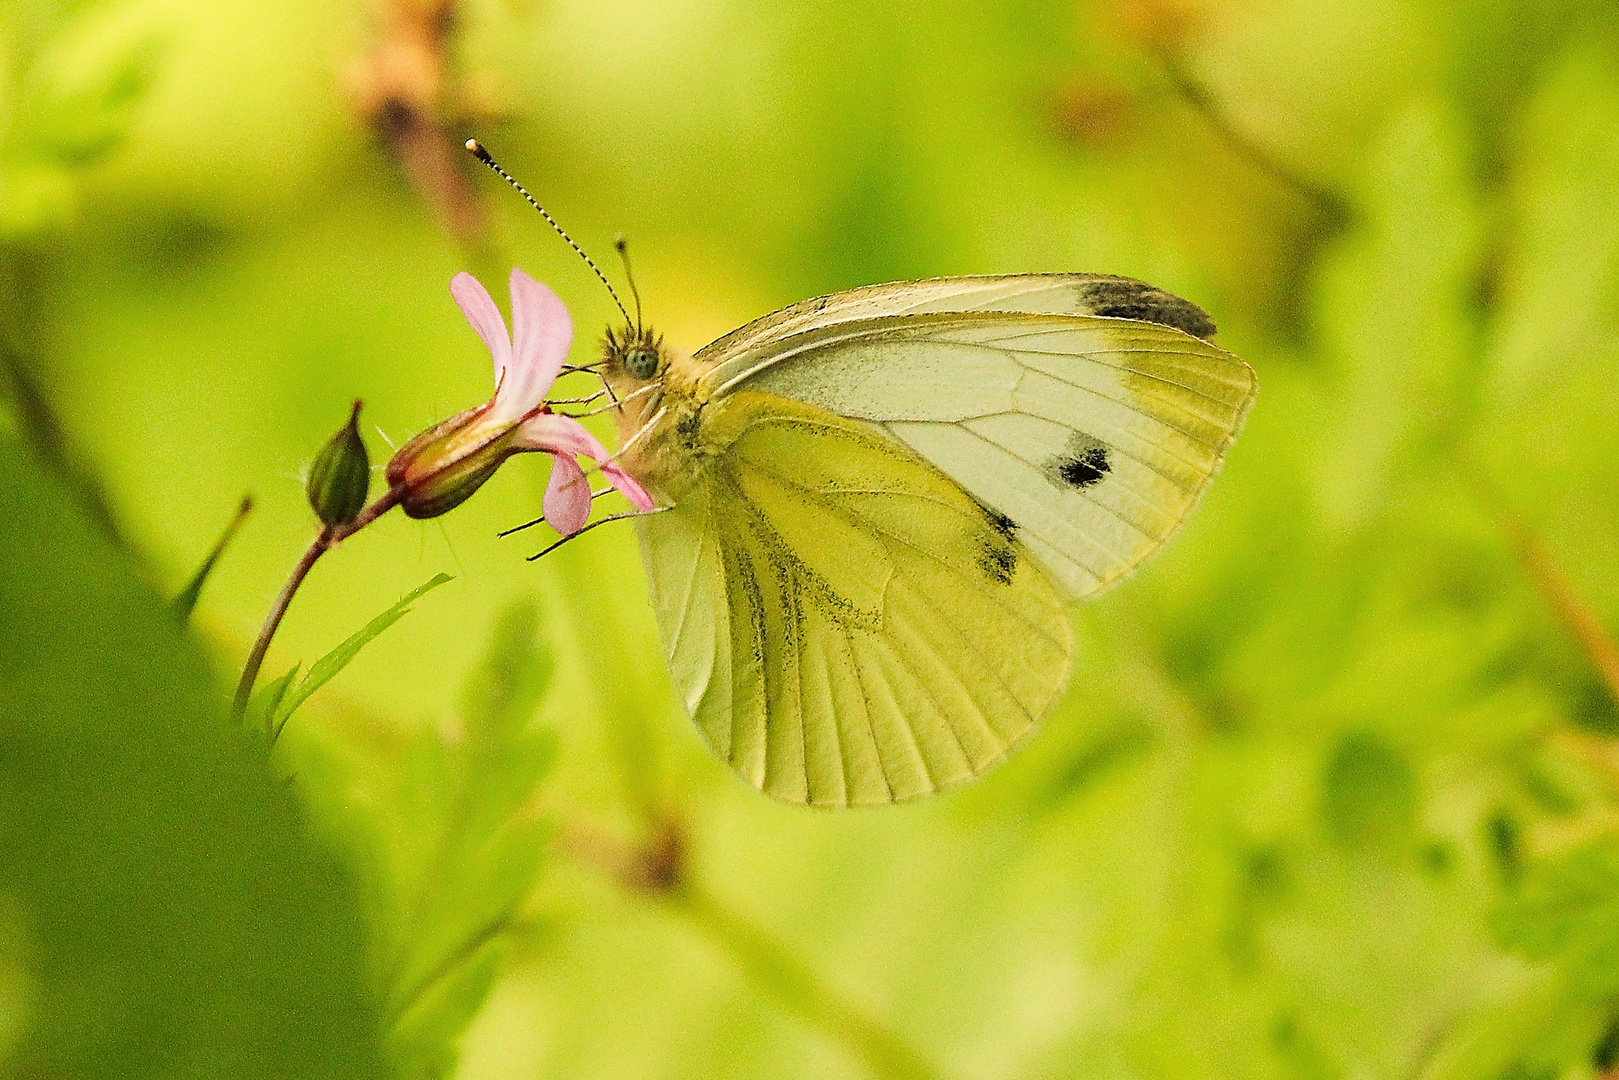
[602,335,719,504]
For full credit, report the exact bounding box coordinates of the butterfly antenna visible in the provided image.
[465,139,632,327]
[615,235,644,334]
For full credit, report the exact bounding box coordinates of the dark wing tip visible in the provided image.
[1080,276,1218,340]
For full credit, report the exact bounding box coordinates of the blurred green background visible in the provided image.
[5,0,1619,1077]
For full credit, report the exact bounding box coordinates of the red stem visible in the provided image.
[231,486,402,719]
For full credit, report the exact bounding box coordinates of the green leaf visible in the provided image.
[249,664,299,739]
[1309,99,1486,530]
[27,13,167,166]
[1495,839,1619,997]
[0,436,388,1078]
[1319,731,1418,850]
[459,598,556,744]
[1482,42,1619,403]
[171,495,252,622]
[273,572,454,730]
[388,935,510,1080]
[385,819,552,1021]
[1469,40,1619,620]
[1413,966,1596,1080]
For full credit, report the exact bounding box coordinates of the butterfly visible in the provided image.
[593,273,1256,807]
[460,140,1254,807]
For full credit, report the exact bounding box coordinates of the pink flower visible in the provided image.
[385,269,654,530]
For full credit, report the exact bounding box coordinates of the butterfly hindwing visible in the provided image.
[638,390,1072,806]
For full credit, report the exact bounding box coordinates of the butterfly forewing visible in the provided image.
[705,308,1256,599]
[695,273,1218,382]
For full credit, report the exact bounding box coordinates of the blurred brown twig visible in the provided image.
[346,0,488,247]
[1461,450,1619,714]
[1157,52,1353,228]
[1504,513,1619,710]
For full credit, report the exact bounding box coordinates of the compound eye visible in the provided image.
[625,346,659,379]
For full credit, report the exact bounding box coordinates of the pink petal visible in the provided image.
[597,460,656,512]
[513,413,656,512]
[543,452,592,536]
[499,268,572,421]
[511,411,604,456]
[451,273,511,386]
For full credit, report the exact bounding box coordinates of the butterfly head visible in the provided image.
[603,324,667,384]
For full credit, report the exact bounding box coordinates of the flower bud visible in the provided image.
[307,400,370,528]
[385,403,520,519]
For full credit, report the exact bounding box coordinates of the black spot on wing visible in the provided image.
[1044,433,1112,491]
[1080,276,1217,340]
[1061,447,1110,488]
[977,508,1019,585]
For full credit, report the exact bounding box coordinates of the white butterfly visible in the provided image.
[595,274,1256,806]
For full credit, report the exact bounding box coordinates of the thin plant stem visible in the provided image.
[665,879,948,1080]
[1504,513,1619,708]
[232,486,402,718]
[1159,52,1352,223]
[555,821,946,1080]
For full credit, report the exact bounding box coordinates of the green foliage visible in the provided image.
[0,3,164,236]
[270,572,454,736]
[171,495,252,621]
[281,601,560,1080]
[246,661,300,734]
[1496,840,1619,997]
[1319,732,1418,851]
[382,603,559,1078]
[5,1,1619,1078]
[0,437,388,1078]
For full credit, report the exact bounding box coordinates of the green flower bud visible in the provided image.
[307,400,370,528]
